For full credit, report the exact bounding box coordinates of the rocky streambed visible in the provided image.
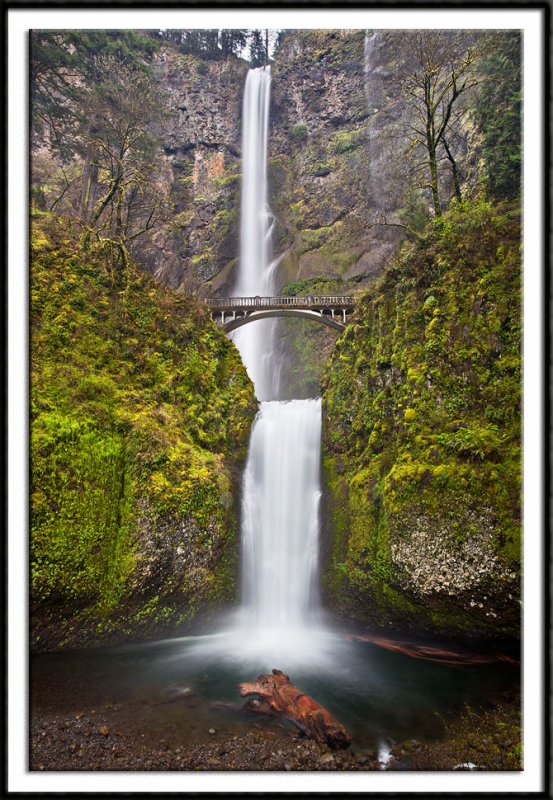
[30,689,520,773]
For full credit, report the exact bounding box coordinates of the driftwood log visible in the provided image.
[238,669,351,750]
[345,632,520,666]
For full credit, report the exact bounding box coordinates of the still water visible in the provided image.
[31,627,518,758]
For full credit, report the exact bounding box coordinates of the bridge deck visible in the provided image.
[206,295,355,332]
[205,295,355,310]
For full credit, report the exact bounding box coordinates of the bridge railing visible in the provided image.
[205,295,355,309]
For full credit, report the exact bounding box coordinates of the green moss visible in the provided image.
[321,199,521,639]
[30,212,257,650]
[330,128,364,154]
[215,172,241,188]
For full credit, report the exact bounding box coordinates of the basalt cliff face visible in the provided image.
[135,50,248,294]
[145,34,390,295]
[269,29,400,289]
[148,30,484,297]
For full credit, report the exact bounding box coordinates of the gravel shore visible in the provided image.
[30,689,520,773]
[30,708,382,772]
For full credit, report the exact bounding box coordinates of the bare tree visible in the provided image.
[400,31,481,216]
[80,57,168,271]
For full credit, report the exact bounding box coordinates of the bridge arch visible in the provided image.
[206,295,355,334]
[224,308,345,333]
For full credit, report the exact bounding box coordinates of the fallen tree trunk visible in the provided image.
[239,669,351,750]
[345,632,520,666]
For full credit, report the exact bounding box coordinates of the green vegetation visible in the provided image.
[475,31,521,201]
[291,123,308,143]
[143,29,279,67]
[330,129,364,155]
[404,702,521,770]
[30,213,256,651]
[321,199,521,639]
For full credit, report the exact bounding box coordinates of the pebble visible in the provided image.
[30,700,517,772]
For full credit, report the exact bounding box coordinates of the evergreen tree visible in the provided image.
[249,29,267,67]
[220,29,248,58]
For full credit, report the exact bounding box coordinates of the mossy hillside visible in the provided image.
[31,213,257,651]
[321,200,521,640]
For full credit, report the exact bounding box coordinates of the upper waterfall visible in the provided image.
[235,67,273,297]
[231,66,280,401]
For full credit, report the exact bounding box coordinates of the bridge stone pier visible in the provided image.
[205,295,356,332]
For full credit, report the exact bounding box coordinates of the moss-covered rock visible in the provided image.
[30,213,257,652]
[321,199,521,641]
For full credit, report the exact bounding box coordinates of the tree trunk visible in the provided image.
[443,136,462,202]
[424,74,442,217]
[239,669,351,750]
[79,144,94,222]
[428,146,442,217]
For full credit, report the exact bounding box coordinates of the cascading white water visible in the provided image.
[229,67,329,665]
[240,399,322,629]
[186,66,347,671]
[231,67,280,401]
[363,29,375,112]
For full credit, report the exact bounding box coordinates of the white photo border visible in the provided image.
[8,5,546,795]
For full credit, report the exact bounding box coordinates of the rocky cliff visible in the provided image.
[147,31,409,295]
[146,31,485,292]
[134,49,249,295]
[270,29,399,288]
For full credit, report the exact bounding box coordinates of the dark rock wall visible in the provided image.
[137,50,248,294]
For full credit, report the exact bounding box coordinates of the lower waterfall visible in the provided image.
[238,399,322,629]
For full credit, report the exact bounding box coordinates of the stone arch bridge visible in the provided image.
[205,295,356,332]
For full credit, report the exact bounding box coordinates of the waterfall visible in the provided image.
[185,66,342,671]
[240,399,322,630]
[231,67,280,401]
[363,29,374,113]
[229,68,327,666]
